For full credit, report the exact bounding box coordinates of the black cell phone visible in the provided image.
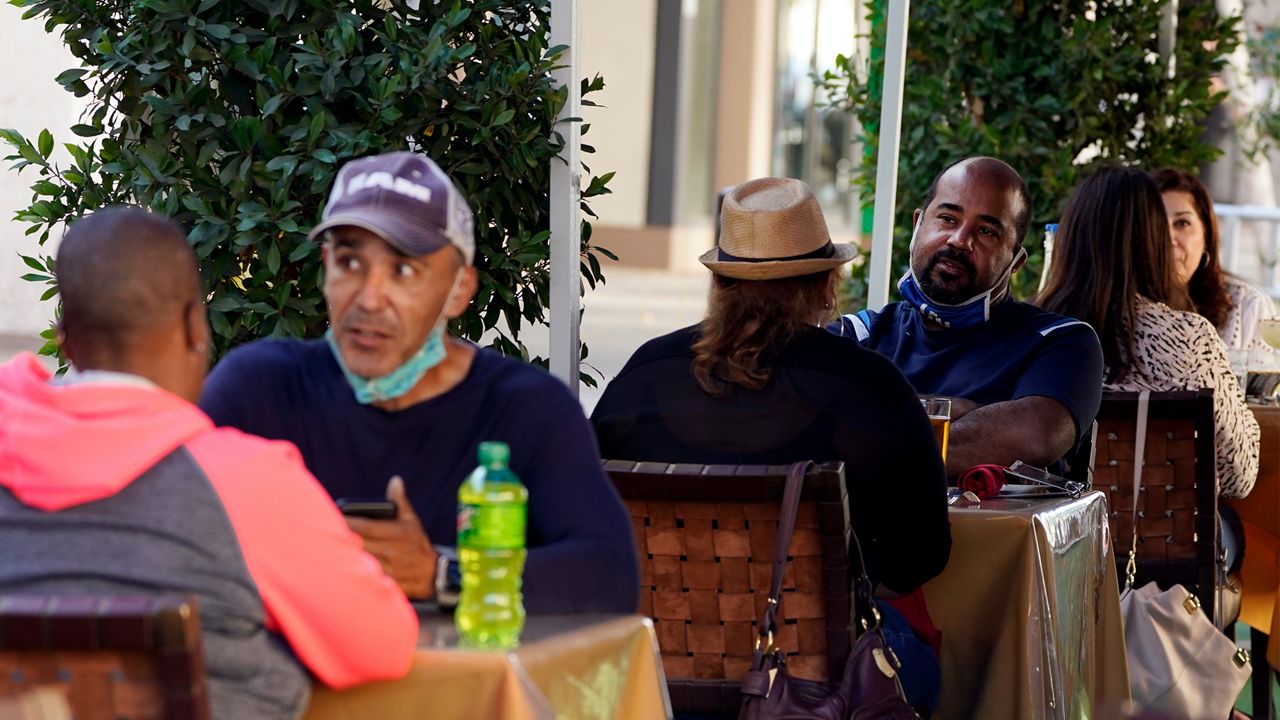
[336,498,398,520]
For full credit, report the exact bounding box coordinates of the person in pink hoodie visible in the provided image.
[0,207,418,719]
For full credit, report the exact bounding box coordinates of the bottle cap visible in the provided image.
[1045,223,1059,232]
[477,441,510,467]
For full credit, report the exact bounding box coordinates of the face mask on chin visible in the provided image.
[898,218,1026,331]
[328,269,464,404]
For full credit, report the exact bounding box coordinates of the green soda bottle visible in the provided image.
[455,441,527,648]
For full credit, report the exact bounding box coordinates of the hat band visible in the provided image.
[716,239,835,263]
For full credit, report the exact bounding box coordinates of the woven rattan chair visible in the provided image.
[0,594,208,720]
[1093,389,1220,621]
[604,460,851,715]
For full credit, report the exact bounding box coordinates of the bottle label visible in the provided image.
[457,501,526,549]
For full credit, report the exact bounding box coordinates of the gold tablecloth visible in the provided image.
[1230,403,1280,667]
[923,492,1130,719]
[303,614,670,720]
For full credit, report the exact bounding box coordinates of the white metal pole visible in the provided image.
[1158,0,1179,79]
[550,0,582,394]
[866,0,910,311]
[1224,214,1242,276]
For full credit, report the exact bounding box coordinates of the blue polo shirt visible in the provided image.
[831,300,1104,441]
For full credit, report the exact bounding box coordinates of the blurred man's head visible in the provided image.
[56,207,209,402]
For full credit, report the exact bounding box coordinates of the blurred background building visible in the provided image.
[581,0,865,273]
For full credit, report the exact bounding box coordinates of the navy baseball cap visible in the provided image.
[309,151,476,265]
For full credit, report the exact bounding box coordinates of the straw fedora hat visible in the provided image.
[700,177,857,280]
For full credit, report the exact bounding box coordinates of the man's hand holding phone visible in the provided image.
[342,476,438,599]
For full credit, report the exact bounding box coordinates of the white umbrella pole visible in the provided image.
[549,0,582,394]
[866,0,910,311]
[1159,0,1179,79]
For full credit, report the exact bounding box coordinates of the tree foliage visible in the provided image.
[823,0,1238,305]
[1245,25,1280,159]
[2,0,613,380]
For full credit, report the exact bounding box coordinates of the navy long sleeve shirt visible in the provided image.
[200,338,639,614]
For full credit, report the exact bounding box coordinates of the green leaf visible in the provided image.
[265,241,280,275]
[261,94,286,115]
[54,68,87,86]
[209,310,232,338]
[491,109,515,126]
[208,295,242,312]
[20,255,45,272]
[32,180,60,196]
[308,112,325,145]
[288,240,315,262]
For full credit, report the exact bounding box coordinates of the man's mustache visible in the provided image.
[340,311,397,334]
[924,248,976,281]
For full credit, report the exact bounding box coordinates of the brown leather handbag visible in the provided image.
[738,461,919,720]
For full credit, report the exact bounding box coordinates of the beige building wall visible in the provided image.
[714,0,776,193]
[580,0,658,230]
[0,4,86,337]
[585,0,779,272]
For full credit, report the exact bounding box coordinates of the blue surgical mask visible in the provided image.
[328,270,463,404]
[899,219,1026,330]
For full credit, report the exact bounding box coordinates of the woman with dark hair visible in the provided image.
[1150,168,1278,361]
[591,177,951,715]
[1037,166,1258,541]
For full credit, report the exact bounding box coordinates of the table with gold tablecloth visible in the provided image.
[922,491,1130,719]
[1230,403,1280,668]
[303,614,670,720]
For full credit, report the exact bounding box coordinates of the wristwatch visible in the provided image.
[434,547,461,608]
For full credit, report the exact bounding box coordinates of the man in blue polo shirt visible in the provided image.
[200,151,639,613]
[834,156,1103,477]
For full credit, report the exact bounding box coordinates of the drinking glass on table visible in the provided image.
[1250,320,1280,404]
[920,398,951,463]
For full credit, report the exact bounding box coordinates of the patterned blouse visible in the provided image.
[1105,296,1260,499]
[1219,275,1278,362]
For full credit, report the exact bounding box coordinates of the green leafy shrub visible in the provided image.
[823,0,1237,306]
[1245,26,1280,159]
[2,0,613,379]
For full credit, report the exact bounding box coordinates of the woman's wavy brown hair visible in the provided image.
[691,270,836,395]
[1149,167,1233,331]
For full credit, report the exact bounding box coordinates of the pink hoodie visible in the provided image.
[0,353,418,688]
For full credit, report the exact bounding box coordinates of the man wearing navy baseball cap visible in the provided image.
[200,151,639,614]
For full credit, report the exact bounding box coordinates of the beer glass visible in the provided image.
[920,398,952,462]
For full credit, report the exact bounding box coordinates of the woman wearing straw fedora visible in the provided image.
[592,177,951,715]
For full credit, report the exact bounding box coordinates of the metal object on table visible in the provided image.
[1006,461,1087,499]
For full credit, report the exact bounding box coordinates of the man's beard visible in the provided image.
[917,247,978,305]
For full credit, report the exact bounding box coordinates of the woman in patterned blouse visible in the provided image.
[1037,167,1258,572]
[1150,168,1278,367]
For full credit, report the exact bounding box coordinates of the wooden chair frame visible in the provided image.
[1092,389,1220,621]
[0,594,208,720]
[604,460,851,714]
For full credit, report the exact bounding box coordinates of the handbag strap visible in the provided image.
[758,461,810,645]
[1125,390,1151,590]
[757,461,881,648]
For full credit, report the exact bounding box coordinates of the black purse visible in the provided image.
[738,461,919,720]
